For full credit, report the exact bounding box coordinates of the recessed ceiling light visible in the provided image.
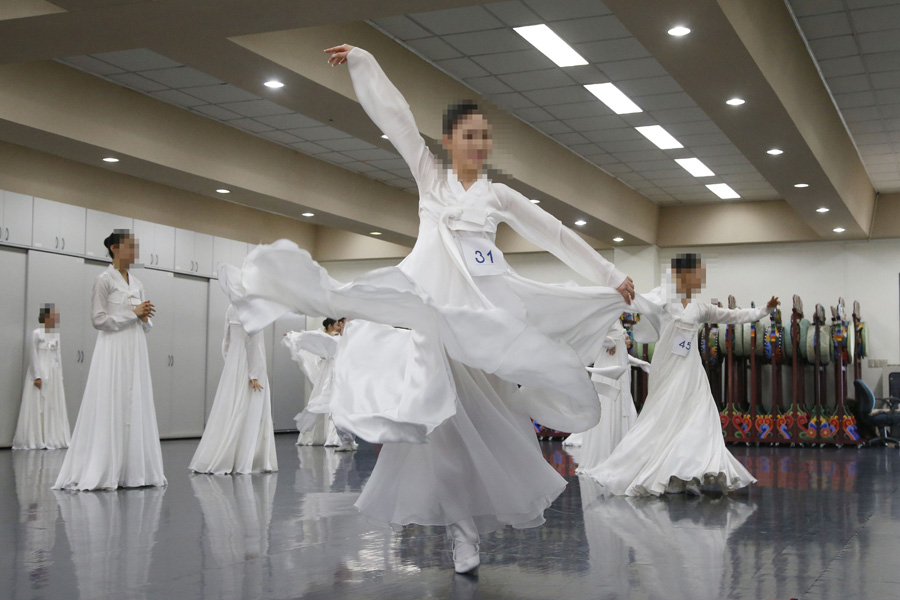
[530,199,540,204]
[668,26,691,37]
[514,24,588,67]
[706,183,741,200]
[574,219,587,226]
[381,134,389,139]
[302,212,315,217]
[636,125,683,150]
[215,188,230,194]
[816,207,830,213]
[675,157,715,177]
[726,98,745,106]
[613,237,624,243]
[767,148,784,155]
[264,80,284,89]
[370,231,382,236]
[584,83,642,115]
[102,157,119,163]
[833,227,845,233]
[794,183,809,188]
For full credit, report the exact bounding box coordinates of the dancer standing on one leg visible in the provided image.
[223,43,643,574]
[54,230,165,491]
[13,304,70,450]
[584,253,778,496]
[190,298,277,475]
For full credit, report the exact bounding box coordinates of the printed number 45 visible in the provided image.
[474,250,494,264]
[679,340,691,350]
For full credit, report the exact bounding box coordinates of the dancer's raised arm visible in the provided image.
[699,296,779,324]
[326,44,437,189]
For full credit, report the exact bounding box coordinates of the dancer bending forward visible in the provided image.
[223,43,644,574]
[584,253,778,496]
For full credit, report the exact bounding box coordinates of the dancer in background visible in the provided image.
[54,230,165,491]
[571,319,649,464]
[283,318,357,451]
[584,254,778,496]
[190,299,277,475]
[223,43,641,575]
[13,304,70,450]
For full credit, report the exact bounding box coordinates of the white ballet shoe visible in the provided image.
[448,522,480,574]
[334,442,356,452]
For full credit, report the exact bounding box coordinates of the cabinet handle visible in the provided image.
[55,236,59,249]
[4,227,9,241]
[192,260,197,272]
[61,237,66,250]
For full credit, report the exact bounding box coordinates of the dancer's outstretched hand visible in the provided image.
[766,296,780,310]
[617,276,635,305]
[325,44,355,66]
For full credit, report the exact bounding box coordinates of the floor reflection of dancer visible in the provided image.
[224,43,639,574]
[190,300,277,474]
[585,254,778,496]
[13,304,70,450]
[54,230,165,491]
[283,318,356,451]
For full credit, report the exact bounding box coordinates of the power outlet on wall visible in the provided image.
[869,359,888,368]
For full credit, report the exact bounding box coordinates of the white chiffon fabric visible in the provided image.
[54,265,165,491]
[221,48,650,533]
[282,330,343,447]
[190,305,277,474]
[575,323,648,470]
[584,301,766,496]
[13,328,71,449]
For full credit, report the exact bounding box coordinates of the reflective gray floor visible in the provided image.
[1,436,899,600]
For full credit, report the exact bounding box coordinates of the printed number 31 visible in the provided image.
[475,250,494,264]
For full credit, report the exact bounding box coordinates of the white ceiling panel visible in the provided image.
[410,6,504,35]
[406,37,462,61]
[191,104,244,121]
[808,35,860,60]
[181,84,258,104]
[371,15,431,40]
[818,56,867,77]
[140,66,223,88]
[318,137,377,152]
[434,57,489,78]
[149,89,207,107]
[217,99,293,118]
[443,29,529,55]
[797,13,853,39]
[576,38,651,63]
[523,0,611,21]
[91,48,180,71]
[550,16,631,43]
[498,69,576,92]
[107,72,168,92]
[471,50,555,74]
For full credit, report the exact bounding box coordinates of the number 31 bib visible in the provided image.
[458,237,509,277]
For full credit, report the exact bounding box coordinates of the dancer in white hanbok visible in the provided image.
[221,43,643,574]
[282,318,355,450]
[190,301,277,474]
[54,230,166,491]
[13,304,71,450]
[585,254,777,496]
[573,321,649,467]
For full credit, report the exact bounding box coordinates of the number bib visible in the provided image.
[672,330,694,356]
[459,237,508,277]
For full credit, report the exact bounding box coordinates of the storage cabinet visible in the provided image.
[271,314,309,431]
[0,247,27,447]
[175,229,213,277]
[133,219,175,270]
[0,190,33,247]
[31,197,86,255]
[85,209,133,260]
[212,236,249,278]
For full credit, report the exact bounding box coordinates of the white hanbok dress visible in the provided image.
[584,302,765,496]
[222,48,648,533]
[190,305,277,474]
[282,330,344,447]
[53,265,165,491]
[13,327,71,449]
[574,323,648,468]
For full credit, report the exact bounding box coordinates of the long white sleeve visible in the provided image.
[495,183,627,288]
[698,303,768,325]
[29,328,45,381]
[136,278,152,333]
[347,48,437,189]
[246,330,266,381]
[91,276,140,332]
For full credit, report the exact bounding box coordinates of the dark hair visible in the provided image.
[337,317,346,323]
[671,253,702,273]
[103,229,132,259]
[323,318,337,330]
[38,303,54,324]
[443,101,482,136]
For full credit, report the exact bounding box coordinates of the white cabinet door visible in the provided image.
[154,224,175,271]
[138,269,175,436]
[133,219,156,267]
[271,314,309,431]
[174,228,195,273]
[193,232,214,277]
[168,275,208,437]
[31,198,86,255]
[212,236,249,278]
[85,210,133,260]
[0,247,27,447]
[59,202,86,255]
[2,190,33,246]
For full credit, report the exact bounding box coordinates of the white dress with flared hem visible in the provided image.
[220,48,655,533]
[584,302,765,496]
[53,266,166,491]
[13,328,70,450]
[190,305,277,474]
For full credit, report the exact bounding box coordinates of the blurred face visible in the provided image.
[113,235,137,266]
[442,113,493,174]
[675,263,706,296]
[43,309,60,329]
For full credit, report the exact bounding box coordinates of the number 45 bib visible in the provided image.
[672,329,694,356]
[459,237,509,277]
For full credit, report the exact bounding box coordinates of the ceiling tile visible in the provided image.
[472,50,555,74]
[664,121,723,135]
[818,56,866,78]
[612,149,670,163]
[217,99,293,118]
[410,6,504,35]
[692,144,742,157]
[256,113,322,130]
[513,106,556,122]
[294,125,352,141]
[406,37,463,61]
[863,51,900,73]
[489,91,535,109]
[875,88,900,104]
[587,153,618,165]
[259,130,302,144]
[498,68,577,92]
[60,55,125,76]
[533,120,573,135]
[545,101,611,119]
[841,106,883,121]
[596,57,668,81]
[182,84,258,104]
[140,66,223,89]
[484,1,542,27]
[149,89,206,107]
[582,128,642,143]
[318,137,378,152]
[715,163,761,175]
[833,90,877,109]
[90,49,180,72]
[616,76,683,97]
[789,0,846,17]
[107,72,168,92]
[576,38,651,63]
[443,29,530,56]
[797,12,853,39]
[342,148,400,161]
[871,70,900,90]
[808,35,860,60]
[523,0,612,21]
[340,161,380,173]
[858,30,900,54]
[316,152,356,164]
[643,169,693,181]
[601,139,655,153]
[435,57,490,79]
[827,73,873,94]
[371,15,431,40]
[850,5,900,33]
[550,15,632,43]
[364,158,410,171]
[464,75,514,95]
[289,141,331,155]
[626,159,678,172]
[552,131,590,145]
[633,92,696,111]
[562,114,628,131]
[860,152,898,163]
[228,118,274,133]
[563,64,610,85]
[678,132,732,147]
[191,104,243,121]
[601,162,633,174]
[884,118,900,131]
[648,107,710,123]
[523,85,595,105]
[567,142,604,155]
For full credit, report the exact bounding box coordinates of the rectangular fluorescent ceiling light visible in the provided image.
[706,183,741,199]
[675,158,715,177]
[514,24,588,67]
[584,83,642,115]
[635,125,683,150]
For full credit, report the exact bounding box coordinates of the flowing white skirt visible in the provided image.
[190,349,277,475]
[296,412,342,447]
[13,363,70,450]
[53,327,165,491]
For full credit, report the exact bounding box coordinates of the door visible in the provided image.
[271,314,309,431]
[168,274,208,438]
[2,190,33,246]
[205,278,231,422]
[0,247,27,447]
[138,268,175,436]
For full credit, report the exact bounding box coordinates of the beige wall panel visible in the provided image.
[658,201,820,247]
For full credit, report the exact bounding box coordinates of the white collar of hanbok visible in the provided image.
[446,169,489,196]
